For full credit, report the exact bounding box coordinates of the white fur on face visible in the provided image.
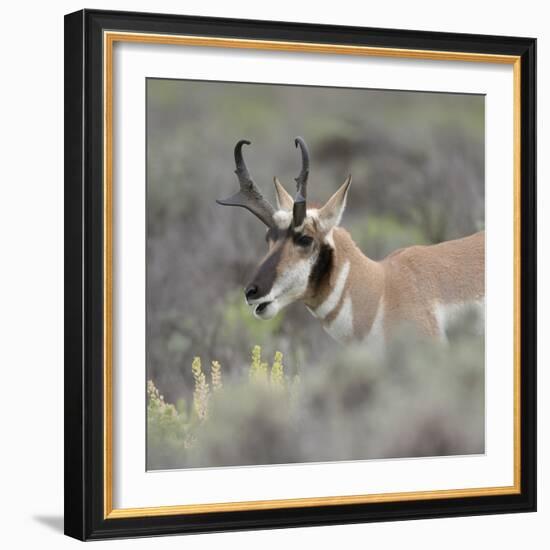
[250,256,316,320]
[272,210,292,230]
[252,209,330,320]
[272,208,320,232]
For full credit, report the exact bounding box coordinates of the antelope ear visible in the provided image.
[318,175,352,232]
[273,177,294,211]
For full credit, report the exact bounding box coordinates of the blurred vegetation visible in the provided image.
[148,331,484,470]
[146,78,485,469]
[147,345,300,469]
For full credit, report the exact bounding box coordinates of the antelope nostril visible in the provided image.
[245,285,259,301]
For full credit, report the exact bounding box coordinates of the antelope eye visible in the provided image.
[296,235,313,247]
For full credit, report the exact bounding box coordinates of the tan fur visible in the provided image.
[246,176,484,344]
[273,177,294,210]
[275,235,311,278]
[381,231,485,337]
[301,227,384,338]
[308,229,485,341]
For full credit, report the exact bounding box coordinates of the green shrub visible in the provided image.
[220,290,284,345]
[147,346,294,469]
[148,328,484,470]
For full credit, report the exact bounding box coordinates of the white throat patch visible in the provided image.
[324,295,354,343]
[311,260,350,320]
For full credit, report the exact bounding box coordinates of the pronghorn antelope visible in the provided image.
[217,138,485,344]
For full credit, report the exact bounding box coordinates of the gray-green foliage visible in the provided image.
[147,346,299,469]
[147,329,484,470]
[146,79,485,405]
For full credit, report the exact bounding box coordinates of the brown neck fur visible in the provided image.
[303,226,485,341]
[303,227,385,339]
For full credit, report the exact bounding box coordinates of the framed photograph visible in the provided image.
[64,9,536,540]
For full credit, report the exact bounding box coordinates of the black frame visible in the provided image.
[64,8,537,541]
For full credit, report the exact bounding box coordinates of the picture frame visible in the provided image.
[64,8,537,541]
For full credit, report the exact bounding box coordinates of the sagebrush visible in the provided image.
[147,331,484,470]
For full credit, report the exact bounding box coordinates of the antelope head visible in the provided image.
[217,138,352,320]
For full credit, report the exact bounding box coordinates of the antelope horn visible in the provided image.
[292,136,310,227]
[216,140,276,227]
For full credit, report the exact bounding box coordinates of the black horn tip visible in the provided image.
[234,140,252,162]
[236,139,251,148]
[293,137,310,170]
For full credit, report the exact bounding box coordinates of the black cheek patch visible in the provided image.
[251,245,283,297]
[309,244,333,290]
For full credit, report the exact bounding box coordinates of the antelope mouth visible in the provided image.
[255,301,272,315]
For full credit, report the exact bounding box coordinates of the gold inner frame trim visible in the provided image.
[103,30,522,520]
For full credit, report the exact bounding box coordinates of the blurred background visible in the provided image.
[146,78,485,470]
